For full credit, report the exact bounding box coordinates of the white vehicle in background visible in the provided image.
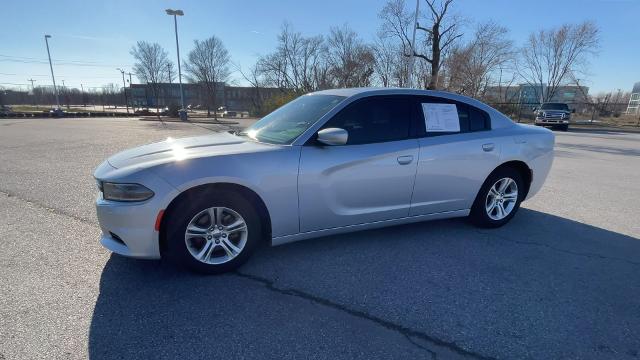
[534,103,574,131]
[94,88,555,274]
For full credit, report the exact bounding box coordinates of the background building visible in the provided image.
[129,83,281,113]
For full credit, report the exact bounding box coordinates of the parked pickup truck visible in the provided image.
[534,103,574,131]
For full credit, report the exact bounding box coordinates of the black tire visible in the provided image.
[559,124,569,131]
[164,188,263,274]
[469,167,524,228]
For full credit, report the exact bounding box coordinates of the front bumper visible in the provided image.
[94,160,178,259]
[96,195,162,259]
[535,118,569,125]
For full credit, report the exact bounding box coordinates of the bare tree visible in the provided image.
[519,21,599,103]
[326,24,375,88]
[372,35,397,87]
[372,34,414,87]
[446,22,514,98]
[259,23,327,93]
[130,41,173,114]
[380,0,462,89]
[236,62,269,116]
[184,36,231,118]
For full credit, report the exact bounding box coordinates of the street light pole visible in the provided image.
[80,83,86,107]
[408,0,420,89]
[44,35,60,109]
[166,8,186,120]
[117,68,130,113]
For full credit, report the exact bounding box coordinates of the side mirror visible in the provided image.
[317,128,348,146]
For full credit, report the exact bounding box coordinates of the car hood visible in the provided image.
[107,132,277,169]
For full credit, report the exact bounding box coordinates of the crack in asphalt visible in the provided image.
[476,229,640,267]
[404,334,439,360]
[234,271,496,360]
[0,189,96,226]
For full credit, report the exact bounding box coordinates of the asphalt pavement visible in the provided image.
[0,118,639,359]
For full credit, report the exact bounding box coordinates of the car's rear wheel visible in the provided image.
[469,167,524,228]
[164,189,262,274]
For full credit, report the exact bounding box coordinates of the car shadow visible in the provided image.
[88,209,640,359]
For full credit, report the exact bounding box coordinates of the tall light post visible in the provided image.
[408,0,420,89]
[44,35,60,109]
[116,68,130,113]
[166,8,186,120]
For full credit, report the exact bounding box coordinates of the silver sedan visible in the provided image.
[94,88,554,273]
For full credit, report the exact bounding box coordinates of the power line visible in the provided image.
[0,54,132,68]
[0,58,134,68]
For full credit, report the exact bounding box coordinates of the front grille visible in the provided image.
[539,111,566,120]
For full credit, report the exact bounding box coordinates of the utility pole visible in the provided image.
[60,80,69,109]
[127,72,133,111]
[28,78,37,105]
[408,0,420,89]
[80,83,86,107]
[166,8,187,120]
[44,35,60,109]
[116,68,130,113]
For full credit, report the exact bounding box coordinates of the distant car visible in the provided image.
[94,88,555,274]
[223,111,237,118]
[49,108,64,117]
[534,103,574,131]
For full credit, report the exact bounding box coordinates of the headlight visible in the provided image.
[101,182,154,202]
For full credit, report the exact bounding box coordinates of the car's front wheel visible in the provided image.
[164,188,262,274]
[469,167,524,228]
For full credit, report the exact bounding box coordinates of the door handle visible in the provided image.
[482,143,495,152]
[397,155,414,165]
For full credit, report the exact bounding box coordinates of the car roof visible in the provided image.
[312,87,458,98]
[311,87,493,108]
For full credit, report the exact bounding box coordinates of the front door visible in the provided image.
[298,96,419,232]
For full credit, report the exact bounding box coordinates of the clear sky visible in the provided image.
[1,0,638,94]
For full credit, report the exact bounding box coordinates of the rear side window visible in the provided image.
[322,96,412,145]
[417,96,490,137]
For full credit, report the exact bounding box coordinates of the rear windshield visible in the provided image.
[540,103,569,111]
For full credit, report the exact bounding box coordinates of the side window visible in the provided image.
[322,97,412,145]
[418,97,490,137]
[469,106,490,131]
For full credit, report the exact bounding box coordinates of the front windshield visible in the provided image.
[244,94,346,144]
[540,103,569,111]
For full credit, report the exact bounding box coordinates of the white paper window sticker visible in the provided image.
[422,103,460,132]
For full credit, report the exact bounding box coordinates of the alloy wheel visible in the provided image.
[184,207,248,265]
[485,177,518,221]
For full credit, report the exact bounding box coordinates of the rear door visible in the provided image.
[410,97,501,216]
[298,96,420,232]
